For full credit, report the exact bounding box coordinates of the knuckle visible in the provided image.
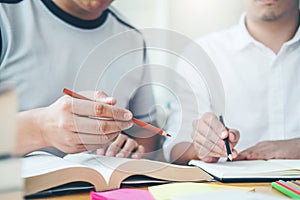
[95,91,108,98]
[205,112,217,122]
[95,104,105,116]
[99,123,108,133]
[112,109,121,119]
[60,97,72,111]
[121,148,130,154]
[58,117,74,131]
[138,145,145,152]
[111,142,120,149]
[120,134,128,140]
[203,112,213,119]
[191,131,198,140]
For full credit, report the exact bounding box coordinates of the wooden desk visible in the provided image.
[31,182,289,200]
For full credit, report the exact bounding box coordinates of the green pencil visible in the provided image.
[272,182,300,199]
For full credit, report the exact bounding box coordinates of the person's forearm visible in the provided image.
[15,108,48,156]
[170,142,198,165]
[286,137,300,159]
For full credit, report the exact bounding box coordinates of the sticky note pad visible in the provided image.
[148,182,255,200]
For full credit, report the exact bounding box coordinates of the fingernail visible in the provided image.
[116,153,124,158]
[221,131,227,138]
[131,154,138,159]
[107,151,114,157]
[105,97,114,103]
[232,151,237,158]
[96,149,104,155]
[124,112,132,120]
[229,133,235,141]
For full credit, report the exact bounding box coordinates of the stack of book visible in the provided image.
[0,84,23,199]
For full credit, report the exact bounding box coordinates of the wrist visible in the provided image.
[33,107,49,148]
[16,108,49,155]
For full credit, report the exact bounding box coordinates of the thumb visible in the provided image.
[78,91,116,105]
[228,129,240,146]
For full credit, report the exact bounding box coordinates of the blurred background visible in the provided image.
[113,0,244,39]
[112,0,244,125]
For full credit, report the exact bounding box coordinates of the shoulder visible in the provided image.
[196,25,240,53]
[107,6,140,33]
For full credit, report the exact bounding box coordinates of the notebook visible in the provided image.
[189,159,300,182]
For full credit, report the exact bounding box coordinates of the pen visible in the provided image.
[63,88,171,137]
[219,115,233,161]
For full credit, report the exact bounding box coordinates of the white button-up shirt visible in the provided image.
[164,14,300,160]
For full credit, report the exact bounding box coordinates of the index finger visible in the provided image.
[72,98,132,121]
[202,113,228,139]
[79,91,117,105]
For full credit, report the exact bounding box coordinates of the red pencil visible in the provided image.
[276,180,300,195]
[63,88,171,137]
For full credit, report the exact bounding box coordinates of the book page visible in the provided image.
[189,159,300,178]
[64,153,198,184]
[22,151,85,178]
[64,153,133,184]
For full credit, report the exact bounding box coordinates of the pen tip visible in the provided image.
[166,133,171,137]
[228,154,233,161]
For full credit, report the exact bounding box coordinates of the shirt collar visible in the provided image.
[284,14,300,46]
[234,12,256,50]
[235,12,300,50]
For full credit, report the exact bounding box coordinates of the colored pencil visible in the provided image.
[276,180,300,195]
[292,180,300,187]
[63,88,171,137]
[272,182,300,199]
[287,181,300,190]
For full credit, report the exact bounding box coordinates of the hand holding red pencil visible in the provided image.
[60,88,170,158]
[40,89,136,154]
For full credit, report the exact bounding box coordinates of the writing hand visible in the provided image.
[235,138,300,160]
[191,112,239,163]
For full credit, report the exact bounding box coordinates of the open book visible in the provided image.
[189,159,300,182]
[22,152,213,197]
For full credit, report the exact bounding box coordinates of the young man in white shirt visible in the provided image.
[0,0,160,158]
[170,0,300,163]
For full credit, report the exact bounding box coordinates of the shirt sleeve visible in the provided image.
[128,63,157,123]
[163,45,213,162]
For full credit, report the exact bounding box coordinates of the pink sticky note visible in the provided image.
[90,188,155,200]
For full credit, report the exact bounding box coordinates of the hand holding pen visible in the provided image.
[191,112,240,163]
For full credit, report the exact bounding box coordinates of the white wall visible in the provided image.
[112,0,244,38]
[112,0,244,122]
